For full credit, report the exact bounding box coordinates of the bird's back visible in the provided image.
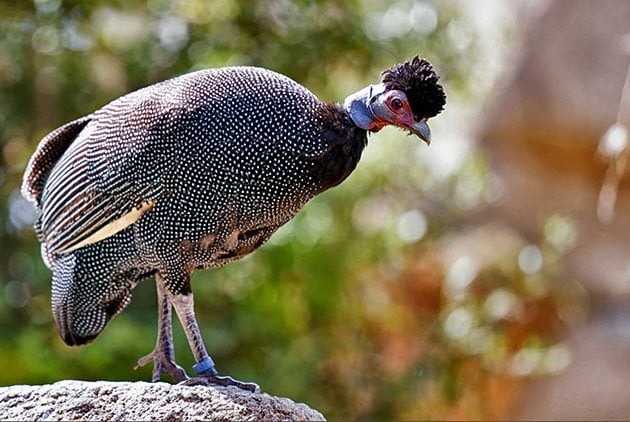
[25,66,356,271]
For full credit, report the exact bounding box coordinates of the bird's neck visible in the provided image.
[310,103,368,190]
[318,102,368,142]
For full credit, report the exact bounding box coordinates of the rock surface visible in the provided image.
[0,380,325,421]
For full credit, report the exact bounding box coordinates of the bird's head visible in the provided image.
[343,56,446,144]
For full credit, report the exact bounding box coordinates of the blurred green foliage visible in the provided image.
[0,0,584,419]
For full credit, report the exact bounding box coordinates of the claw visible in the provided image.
[180,374,260,393]
[135,349,189,383]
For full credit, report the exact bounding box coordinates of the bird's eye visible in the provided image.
[390,98,403,110]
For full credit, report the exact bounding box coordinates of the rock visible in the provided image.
[0,380,325,421]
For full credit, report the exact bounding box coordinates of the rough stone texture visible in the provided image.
[0,380,325,421]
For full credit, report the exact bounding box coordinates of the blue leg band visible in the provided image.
[193,356,216,375]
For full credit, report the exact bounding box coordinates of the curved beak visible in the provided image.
[410,119,431,145]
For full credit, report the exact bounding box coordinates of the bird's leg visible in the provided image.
[135,276,188,382]
[170,291,260,393]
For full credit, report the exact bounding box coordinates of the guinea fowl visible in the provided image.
[22,56,445,392]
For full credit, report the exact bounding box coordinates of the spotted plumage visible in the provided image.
[23,57,445,391]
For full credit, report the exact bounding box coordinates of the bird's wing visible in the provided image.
[22,115,92,207]
[38,83,186,255]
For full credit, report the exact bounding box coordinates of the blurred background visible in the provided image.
[1,0,629,419]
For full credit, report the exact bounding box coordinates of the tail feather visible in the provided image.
[50,248,139,346]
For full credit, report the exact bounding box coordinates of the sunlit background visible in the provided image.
[1,0,629,419]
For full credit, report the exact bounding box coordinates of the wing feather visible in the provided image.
[57,200,155,254]
[22,116,92,205]
[37,81,184,255]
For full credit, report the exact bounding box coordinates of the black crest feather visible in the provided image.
[381,56,446,120]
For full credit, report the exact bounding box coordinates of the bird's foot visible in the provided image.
[180,374,260,393]
[178,356,260,393]
[135,349,189,383]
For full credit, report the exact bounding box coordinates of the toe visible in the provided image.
[180,375,260,393]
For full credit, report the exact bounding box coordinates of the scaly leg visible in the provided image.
[170,291,260,393]
[135,275,188,382]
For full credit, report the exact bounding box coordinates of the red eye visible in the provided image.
[390,97,403,110]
